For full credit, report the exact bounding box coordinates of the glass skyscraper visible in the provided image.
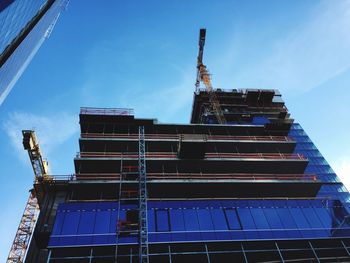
[22,90,350,262]
[0,0,68,105]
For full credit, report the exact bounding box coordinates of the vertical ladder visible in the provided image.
[115,156,123,261]
[138,126,149,263]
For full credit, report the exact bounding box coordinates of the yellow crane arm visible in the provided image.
[195,28,226,124]
[7,130,50,263]
[22,130,50,180]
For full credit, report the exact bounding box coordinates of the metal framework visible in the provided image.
[7,192,39,263]
[138,126,149,263]
[115,126,148,262]
[22,130,49,180]
[78,151,306,160]
[72,172,317,181]
[81,133,294,142]
[115,159,139,260]
[80,107,134,116]
[195,28,226,124]
[115,155,123,261]
[7,131,49,263]
[47,239,350,262]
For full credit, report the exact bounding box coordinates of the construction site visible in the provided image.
[7,29,350,263]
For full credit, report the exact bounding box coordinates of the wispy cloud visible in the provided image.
[79,37,195,122]
[2,112,79,167]
[230,0,350,95]
[116,67,194,123]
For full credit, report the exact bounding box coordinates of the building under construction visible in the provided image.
[9,30,350,262]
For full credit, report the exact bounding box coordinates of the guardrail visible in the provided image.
[205,152,305,160]
[76,152,306,160]
[81,133,293,142]
[80,107,134,116]
[51,173,317,181]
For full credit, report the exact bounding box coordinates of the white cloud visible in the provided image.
[333,155,350,191]
[232,0,350,95]
[2,112,79,168]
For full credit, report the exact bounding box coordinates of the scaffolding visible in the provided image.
[115,160,139,260]
[66,172,317,182]
[139,126,149,263]
[116,126,148,263]
[78,151,306,160]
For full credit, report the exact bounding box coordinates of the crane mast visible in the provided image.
[195,28,226,124]
[7,130,50,263]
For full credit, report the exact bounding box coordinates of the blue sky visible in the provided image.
[1,0,350,260]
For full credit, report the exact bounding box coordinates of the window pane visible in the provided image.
[109,210,118,233]
[78,211,95,234]
[198,209,214,230]
[94,211,110,233]
[302,208,323,228]
[225,209,242,230]
[314,207,332,229]
[62,211,80,235]
[148,209,156,232]
[170,209,185,231]
[183,209,200,230]
[211,208,228,230]
[156,209,170,232]
[289,208,310,228]
[52,211,65,235]
[250,208,269,229]
[276,208,297,228]
[263,209,283,229]
[237,208,256,229]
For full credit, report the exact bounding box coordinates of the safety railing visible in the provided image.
[205,152,305,160]
[52,173,317,181]
[81,133,179,140]
[146,172,316,181]
[80,107,134,116]
[77,152,177,158]
[206,135,292,141]
[76,151,305,160]
[81,133,293,142]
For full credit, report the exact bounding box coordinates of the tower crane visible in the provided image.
[195,28,226,124]
[7,130,51,263]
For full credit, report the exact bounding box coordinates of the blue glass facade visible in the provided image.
[50,198,350,248]
[0,0,48,54]
[290,124,350,202]
[0,0,68,105]
[49,122,350,249]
